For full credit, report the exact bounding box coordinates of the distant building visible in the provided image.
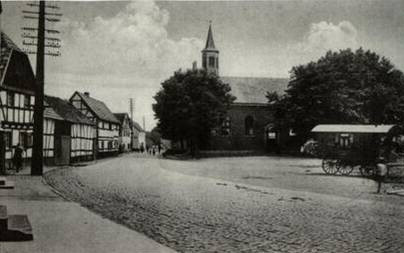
[114,113,132,152]
[130,119,144,150]
[198,24,290,151]
[69,92,120,158]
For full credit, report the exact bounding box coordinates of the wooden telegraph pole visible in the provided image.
[22,1,61,175]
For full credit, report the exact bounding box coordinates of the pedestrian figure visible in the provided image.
[152,146,156,156]
[13,143,24,173]
[375,157,387,193]
[158,144,161,154]
[140,143,145,153]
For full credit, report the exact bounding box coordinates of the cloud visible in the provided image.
[50,1,202,82]
[45,1,203,129]
[290,21,360,62]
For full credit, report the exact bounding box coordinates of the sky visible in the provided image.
[1,0,404,130]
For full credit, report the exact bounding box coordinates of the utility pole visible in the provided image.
[129,98,134,121]
[22,1,62,175]
[142,116,146,132]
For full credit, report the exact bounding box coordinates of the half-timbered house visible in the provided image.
[0,32,36,172]
[113,113,132,152]
[45,96,96,164]
[69,92,119,158]
[43,101,62,165]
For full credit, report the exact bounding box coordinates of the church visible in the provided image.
[198,24,292,152]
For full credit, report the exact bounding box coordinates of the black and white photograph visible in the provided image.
[0,0,404,252]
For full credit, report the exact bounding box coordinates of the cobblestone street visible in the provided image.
[45,154,404,253]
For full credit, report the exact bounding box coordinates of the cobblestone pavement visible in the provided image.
[45,154,404,253]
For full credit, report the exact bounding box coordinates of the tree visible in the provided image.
[153,69,235,153]
[269,48,404,142]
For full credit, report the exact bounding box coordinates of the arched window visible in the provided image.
[245,116,254,135]
[220,116,231,136]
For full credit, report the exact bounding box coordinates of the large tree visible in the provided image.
[153,69,235,152]
[268,48,404,142]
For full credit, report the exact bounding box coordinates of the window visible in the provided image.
[335,133,353,148]
[24,95,30,108]
[4,132,12,150]
[7,92,14,107]
[209,56,215,67]
[245,116,254,135]
[268,132,277,140]
[202,56,207,69]
[20,132,33,148]
[220,116,231,136]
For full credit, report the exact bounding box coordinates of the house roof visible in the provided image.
[0,31,23,84]
[73,92,119,124]
[311,124,398,134]
[44,101,64,121]
[45,95,94,125]
[113,113,129,124]
[129,119,143,132]
[221,76,289,104]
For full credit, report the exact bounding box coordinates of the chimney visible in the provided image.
[84,92,90,97]
[192,61,197,71]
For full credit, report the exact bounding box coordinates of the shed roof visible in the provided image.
[311,124,397,134]
[73,92,119,124]
[45,95,94,125]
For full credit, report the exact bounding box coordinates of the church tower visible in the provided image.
[202,23,219,75]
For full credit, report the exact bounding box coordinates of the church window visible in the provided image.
[202,56,207,69]
[216,58,219,69]
[245,116,254,136]
[220,116,231,136]
[209,56,215,67]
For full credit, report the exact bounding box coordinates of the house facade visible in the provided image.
[45,96,96,164]
[0,32,36,172]
[129,119,143,150]
[113,113,132,152]
[69,92,119,158]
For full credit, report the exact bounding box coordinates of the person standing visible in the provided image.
[13,143,24,173]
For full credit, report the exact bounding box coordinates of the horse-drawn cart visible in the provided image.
[312,124,404,176]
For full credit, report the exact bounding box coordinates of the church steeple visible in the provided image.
[205,23,216,50]
[202,22,219,75]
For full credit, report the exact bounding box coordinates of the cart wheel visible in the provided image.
[359,165,376,177]
[322,159,338,175]
[338,164,354,176]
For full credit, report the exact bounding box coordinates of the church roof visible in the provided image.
[221,76,289,104]
[72,92,120,124]
[203,24,217,51]
[45,95,94,125]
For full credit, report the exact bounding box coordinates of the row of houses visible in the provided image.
[0,31,145,171]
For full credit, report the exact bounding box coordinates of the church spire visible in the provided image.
[205,22,216,50]
[202,22,219,75]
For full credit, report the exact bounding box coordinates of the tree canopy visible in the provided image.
[268,48,404,142]
[153,69,235,152]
